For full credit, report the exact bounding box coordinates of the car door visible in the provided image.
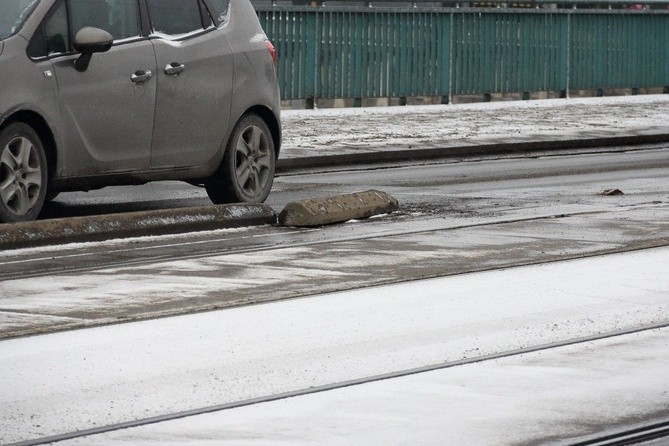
[145,0,234,169]
[40,0,156,176]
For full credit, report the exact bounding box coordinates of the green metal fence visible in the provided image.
[256,3,669,102]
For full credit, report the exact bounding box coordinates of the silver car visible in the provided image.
[0,0,281,223]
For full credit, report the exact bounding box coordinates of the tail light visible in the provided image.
[264,40,277,66]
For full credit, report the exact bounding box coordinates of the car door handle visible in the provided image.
[131,70,153,84]
[165,62,185,76]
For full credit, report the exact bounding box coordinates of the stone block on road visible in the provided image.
[278,190,399,227]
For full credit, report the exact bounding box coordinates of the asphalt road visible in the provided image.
[38,144,669,218]
[1,146,668,338]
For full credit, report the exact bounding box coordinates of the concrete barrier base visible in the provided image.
[0,204,277,250]
[278,190,399,227]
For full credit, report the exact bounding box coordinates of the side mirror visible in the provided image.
[73,27,113,72]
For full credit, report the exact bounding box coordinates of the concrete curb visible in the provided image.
[0,204,277,250]
[278,190,399,227]
[276,133,669,172]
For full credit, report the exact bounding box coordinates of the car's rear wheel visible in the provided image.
[0,123,48,223]
[206,114,276,204]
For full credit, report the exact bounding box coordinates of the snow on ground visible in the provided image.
[58,328,669,446]
[0,247,667,444]
[280,95,669,157]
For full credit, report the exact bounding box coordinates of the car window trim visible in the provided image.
[29,35,149,62]
[198,0,214,28]
[148,25,216,43]
[138,0,151,37]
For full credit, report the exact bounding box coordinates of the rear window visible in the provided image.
[207,0,230,23]
[147,0,204,36]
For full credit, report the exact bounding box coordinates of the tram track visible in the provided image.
[1,205,665,282]
[7,321,669,446]
[2,203,667,341]
[572,420,669,446]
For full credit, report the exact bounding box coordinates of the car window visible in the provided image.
[69,0,140,41]
[27,0,69,57]
[44,1,69,54]
[28,0,140,58]
[146,0,204,36]
[207,0,230,23]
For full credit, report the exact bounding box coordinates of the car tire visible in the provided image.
[206,114,276,204]
[0,123,48,223]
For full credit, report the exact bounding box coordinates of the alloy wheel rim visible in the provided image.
[0,136,43,216]
[234,125,272,199]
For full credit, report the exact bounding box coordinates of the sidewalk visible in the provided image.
[277,94,669,169]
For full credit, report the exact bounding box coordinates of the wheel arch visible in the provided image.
[1,110,57,186]
[242,105,281,157]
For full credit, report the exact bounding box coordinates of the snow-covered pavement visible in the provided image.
[280,95,669,160]
[57,328,669,446]
[1,247,667,444]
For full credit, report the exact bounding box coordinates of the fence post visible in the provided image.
[448,12,454,104]
[565,13,571,98]
[304,11,318,106]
